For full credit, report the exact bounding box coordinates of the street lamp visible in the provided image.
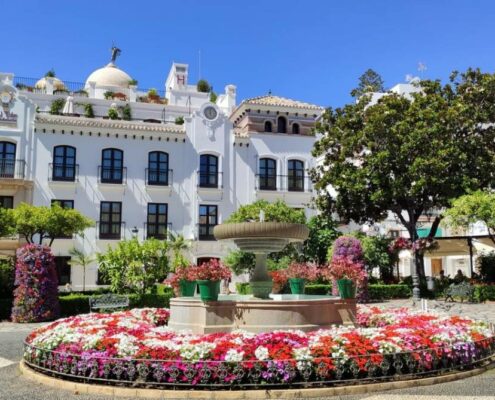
[131,226,138,238]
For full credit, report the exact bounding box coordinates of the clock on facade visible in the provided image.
[1,91,12,105]
[203,106,218,121]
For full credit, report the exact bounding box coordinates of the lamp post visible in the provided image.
[131,226,138,238]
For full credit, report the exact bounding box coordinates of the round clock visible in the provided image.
[1,91,12,105]
[203,106,218,120]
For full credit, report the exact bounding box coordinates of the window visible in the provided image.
[54,256,71,285]
[0,196,13,209]
[288,160,305,192]
[51,199,74,209]
[147,203,168,239]
[147,151,169,185]
[199,154,219,188]
[292,123,300,134]
[0,141,16,178]
[52,145,76,181]
[99,201,122,239]
[259,158,277,190]
[264,121,272,132]
[199,205,218,240]
[101,148,124,184]
[277,116,287,133]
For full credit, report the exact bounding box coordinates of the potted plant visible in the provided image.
[285,262,319,294]
[165,264,197,297]
[147,88,160,103]
[103,91,114,100]
[194,259,231,301]
[325,256,366,299]
[107,107,119,120]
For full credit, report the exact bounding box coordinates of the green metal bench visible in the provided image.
[89,294,129,312]
[444,282,474,303]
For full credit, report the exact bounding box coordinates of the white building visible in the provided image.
[0,53,323,290]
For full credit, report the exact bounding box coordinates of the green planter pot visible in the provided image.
[337,279,355,299]
[197,280,221,302]
[289,278,306,295]
[179,280,196,297]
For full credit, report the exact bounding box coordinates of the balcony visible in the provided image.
[98,166,127,185]
[255,175,312,193]
[97,221,126,240]
[49,163,79,183]
[197,171,223,189]
[144,222,173,240]
[0,159,25,180]
[145,168,173,186]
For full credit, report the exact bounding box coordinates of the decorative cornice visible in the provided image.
[35,114,185,134]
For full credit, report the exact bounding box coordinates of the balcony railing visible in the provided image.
[145,168,173,186]
[197,171,223,189]
[0,159,25,179]
[144,222,172,240]
[49,163,79,182]
[97,221,126,240]
[98,166,127,184]
[255,174,312,192]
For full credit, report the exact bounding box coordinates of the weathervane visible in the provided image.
[110,45,121,63]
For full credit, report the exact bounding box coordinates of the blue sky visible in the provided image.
[2,1,495,108]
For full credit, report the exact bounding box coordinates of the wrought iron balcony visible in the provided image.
[197,171,223,189]
[0,159,26,179]
[49,163,79,182]
[97,221,126,240]
[98,166,127,184]
[255,174,312,192]
[145,168,173,186]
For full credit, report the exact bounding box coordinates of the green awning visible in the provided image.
[417,228,442,238]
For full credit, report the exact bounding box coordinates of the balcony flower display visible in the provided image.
[194,259,231,301]
[24,306,495,387]
[323,256,367,299]
[165,264,197,297]
[284,262,320,294]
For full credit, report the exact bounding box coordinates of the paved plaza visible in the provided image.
[0,300,494,400]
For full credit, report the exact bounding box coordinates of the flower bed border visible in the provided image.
[23,337,495,390]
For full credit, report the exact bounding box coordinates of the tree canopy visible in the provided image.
[301,214,339,264]
[312,68,495,276]
[350,69,385,98]
[226,200,305,224]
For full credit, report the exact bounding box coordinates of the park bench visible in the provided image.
[89,294,129,312]
[444,282,475,303]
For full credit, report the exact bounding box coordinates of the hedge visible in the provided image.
[474,285,495,302]
[304,284,332,295]
[367,284,411,300]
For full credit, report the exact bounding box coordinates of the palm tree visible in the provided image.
[68,247,95,292]
[168,232,191,270]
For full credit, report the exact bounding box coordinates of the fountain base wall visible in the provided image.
[168,295,357,333]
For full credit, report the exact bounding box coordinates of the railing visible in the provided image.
[0,159,25,179]
[255,174,312,192]
[197,171,223,189]
[98,166,127,184]
[97,221,126,240]
[145,168,173,186]
[144,222,172,240]
[49,163,79,182]
[22,337,495,389]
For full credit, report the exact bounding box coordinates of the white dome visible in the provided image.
[85,63,132,89]
[35,77,66,91]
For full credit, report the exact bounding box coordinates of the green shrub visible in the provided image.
[108,108,119,120]
[122,103,132,121]
[367,284,411,300]
[83,103,94,118]
[0,258,15,298]
[477,252,495,283]
[236,282,252,295]
[197,80,211,93]
[304,284,332,295]
[175,116,184,125]
[474,285,495,302]
[50,98,65,115]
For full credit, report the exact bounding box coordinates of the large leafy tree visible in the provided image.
[301,214,339,264]
[350,69,385,98]
[312,69,495,278]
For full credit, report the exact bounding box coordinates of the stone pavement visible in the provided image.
[0,301,494,399]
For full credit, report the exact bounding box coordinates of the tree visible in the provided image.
[0,208,14,237]
[224,250,256,275]
[444,190,495,245]
[312,69,495,280]
[350,69,385,98]
[197,79,211,93]
[301,214,339,264]
[68,247,95,292]
[168,232,191,271]
[97,238,169,295]
[11,203,93,246]
[357,234,397,282]
[226,199,305,224]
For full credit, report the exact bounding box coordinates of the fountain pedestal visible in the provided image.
[168,294,357,334]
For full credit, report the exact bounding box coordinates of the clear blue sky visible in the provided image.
[3,1,495,108]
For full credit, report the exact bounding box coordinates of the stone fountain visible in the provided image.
[168,213,357,333]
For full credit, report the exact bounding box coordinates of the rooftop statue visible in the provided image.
[110,46,121,63]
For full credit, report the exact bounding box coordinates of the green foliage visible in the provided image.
[197,79,211,93]
[266,255,292,271]
[0,208,14,237]
[0,258,15,298]
[103,91,114,100]
[226,200,305,224]
[304,284,332,295]
[473,285,495,302]
[68,248,95,292]
[224,250,255,275]
[235,282,252,295]
[148,88,158,97]
[444,191,495,245]
[175,116,184,125]
[122,103,132,121]
[10,203,93,245]
[45,69,56,78]
[357,234,396,280]
[350,68,385,97]
[107,108,119,120]
[476,251,495,283]
[302,214,339,264]
[49,98,65,115]
[128,79,138,86]
[210,91,218,103]
[367,284,411,300]
[97,238,169,295]
[83,103,94,118]
[168,232,191,271]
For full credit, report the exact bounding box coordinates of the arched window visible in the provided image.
[199,154,219,188]
[259,158,277,190]
[147,151,169,185]
[0,141,16,178]
[264,121,272,132]
[101,148,124,184]
[277,116,287,133]
[52,145,76,181]
[292,123,300,134]
[288,159,305,192]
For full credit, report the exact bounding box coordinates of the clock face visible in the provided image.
[204,106,218,120]
[1,92,12,105]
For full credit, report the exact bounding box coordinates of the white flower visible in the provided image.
[225,349,244,362]
[255,346,269,361]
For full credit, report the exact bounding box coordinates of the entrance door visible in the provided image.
[431,258,443,276]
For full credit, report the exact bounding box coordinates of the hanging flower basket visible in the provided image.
[288,278,306,294]
[197,280,221,301]
[337,279,355,299]
[179,280,196,297]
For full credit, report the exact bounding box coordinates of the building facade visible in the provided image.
[0,56,323,290]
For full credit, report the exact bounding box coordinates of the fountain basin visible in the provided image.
[168,294,357,333]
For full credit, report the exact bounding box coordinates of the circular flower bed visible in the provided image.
[24,306,495,388]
